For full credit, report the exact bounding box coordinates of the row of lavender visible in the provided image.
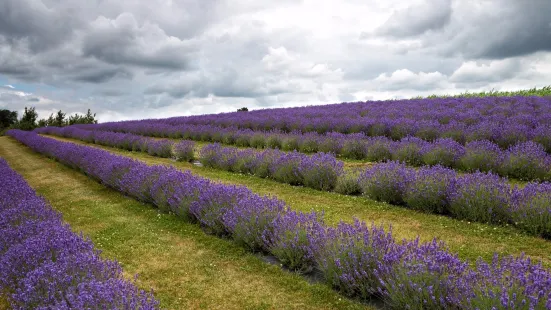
[201,144,551,239]
[8,129,551,309]
[76,119,551,153]
[0,158,158,309]
[35,126,551,238]
[64,124,551,182]
[37,126,193,160]
[91,96,551,149]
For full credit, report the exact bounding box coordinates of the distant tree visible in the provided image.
[37,118,48,128]
[67,109,98,125]
[0,109,18,129]
[53,110,66,127]
[17,107,38,131]
[237,107,249,112]
[47,113,55,126]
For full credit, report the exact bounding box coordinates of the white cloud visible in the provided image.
[373,69,449,91]
[0,0,550,122]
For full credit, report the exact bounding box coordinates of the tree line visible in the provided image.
[0,107,98,133]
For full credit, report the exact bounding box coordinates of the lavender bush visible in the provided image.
[270,151,304,185]
[460,140,504,173]
[146,140,173,158]
[334,169,363,195]
[403,165,455,214]
[189,184,251,236]
[281,135,300,151]
[391,136,427,166]
[341,139,368,160]
[500,141,551,181]
[469,254,551,309]
[65,96,551,156]
[365,137,393,162]
[447,172,512,224]
[250,133,267,148]
[315,220,403,299]
[300,152,344,191]
[263,211,325,273]
[318,134,344,154]
[173,140,195,162]
[266,134,283,149]
[298,134,320,153]
[223,195,287,251]
[381,238,473,309]
[359,161,413,205]
[511,183,551,238]
[0,158,158,309]
[421,138,465,168]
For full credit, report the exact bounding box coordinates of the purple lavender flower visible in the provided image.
[501,141,551,181]
[189,184,251,236]
[173,140,195,162]
[365,137,393,162]
[315,220,404,299]
[222,195,287,251]
[299,152,344,191]
[511,183,551,238]
[10,130,551,308]
[359,161,414,205]
[447,172,512,224]
[263,211,325,273]
[0,157,158,309]
[381,238,474,309]
[404,165,456,214]
[269,150,305,186]
[421,138,465,168]
[391,136,429,166]
[460,140,504,173]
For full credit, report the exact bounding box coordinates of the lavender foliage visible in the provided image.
[511,183,551,238]
[38,125,551,182]
[359,161,414,205]
[173,140,196,162]
[447,172,512,224]
[0,157,158,309]
[263,211,325,273]
[9,130,551,308]
[404,166,455,214]
[460,140,504,173]
[501,141,551,181]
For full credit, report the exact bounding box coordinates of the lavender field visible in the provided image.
[4,93,551,309]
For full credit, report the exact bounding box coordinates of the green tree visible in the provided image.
[17,107,38,131]
[53,110,66,127]
[237,107,248,112]
[67,109,98,125]
[0,109,18,129]
[47,113,55,126]
[37,118,47,128]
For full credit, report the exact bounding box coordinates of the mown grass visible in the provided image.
[0,136,371,310]
[0,296,9,310]
[39,134,551,268]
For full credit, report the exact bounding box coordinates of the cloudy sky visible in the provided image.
[1,0,550,122]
